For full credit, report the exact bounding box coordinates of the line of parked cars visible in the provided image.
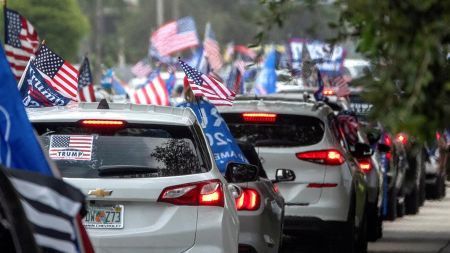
[23,87,448,253]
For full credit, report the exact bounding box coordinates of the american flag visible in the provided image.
[4,8,39,80]
[203,23,223,71]
[180,60,235,106]
[151,16,199,57]
[338,114,359,145]
[131,59,152,78]
[331,75,351,97]
[33,45,79,101]
[78,57,96,102]
[226,60,246,94]
[132,74,170,106]
[49,135,93,160]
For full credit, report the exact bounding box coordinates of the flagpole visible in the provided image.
[17,56,33,90]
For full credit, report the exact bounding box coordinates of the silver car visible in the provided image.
[28,102,241,253]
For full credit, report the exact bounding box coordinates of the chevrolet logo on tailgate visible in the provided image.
[88,188,113,197]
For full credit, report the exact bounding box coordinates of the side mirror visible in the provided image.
[273,168,296,183]
[377,143,391,153]
[352,143,373,159]
[225,163,259,183]
[367,131,381,146]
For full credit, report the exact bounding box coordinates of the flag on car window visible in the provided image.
[180,59,235,106]
[4,8,39,80]
[254,49,277,95]
[0,44,95,253]
[203,23,223,71]
[131,58,152,78]
[131,72,170,106]
[20,62,72,107]
[32,45,79,101]
[151,16,199,57]
[77,57,96,102]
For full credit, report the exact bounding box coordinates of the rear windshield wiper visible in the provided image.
[254,139,303,147]
[98,165,159,177]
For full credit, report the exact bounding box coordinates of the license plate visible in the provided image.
[83,205,124,229]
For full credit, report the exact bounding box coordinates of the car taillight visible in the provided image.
[358,159,372,172]
[396,133,408,145]
[296,149,345,165]
[242,112,277,123]
[323,88,335,96]
[383,134,392,146]
[385,151,392,160]
[80,119,126,128]
[307,183,338,188]
[235,188,260,211]
[158,180,224,207]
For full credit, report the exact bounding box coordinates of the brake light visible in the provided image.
[296,149,345,165]
[81,119,125,127]
[307,183,338,188]
[242,113,277,123]
[436,132,441,141]
[158,180,224,207]
[235,188,260,211]
[323,88,335,96]
[383,134,392,146]
[385,151,392,160]
[358,160,372,172]
[396,133,408,145]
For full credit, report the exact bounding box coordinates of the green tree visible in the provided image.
[5,0,89,61]
[335,0,450,140]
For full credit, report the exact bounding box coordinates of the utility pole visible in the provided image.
[172,0,180,20]
[94,0,104,84]
[156,0,164,26]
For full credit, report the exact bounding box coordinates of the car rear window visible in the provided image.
[222,113,324,147]
[34,123,210,178]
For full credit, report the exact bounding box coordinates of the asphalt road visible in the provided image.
[282,186,450,253]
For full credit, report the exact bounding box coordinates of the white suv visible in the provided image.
[27,102,240,253]
[219,94,369,252]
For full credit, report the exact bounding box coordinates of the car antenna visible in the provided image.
[97,99,110,109]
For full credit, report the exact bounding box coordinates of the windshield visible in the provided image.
[222,113,324,147]
[34,123,210,178]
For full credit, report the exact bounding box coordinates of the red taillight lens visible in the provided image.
[296,149,345,165]
[158,180,224,207]
[358,159,372,172]
[396,133,408,145]
[383,134,392,146]
[235,188,260,211]
[80,119,126,128]
[323,88,335,96]
[385,151,392,160]
[307,183,338,188]
[242,113,277,123]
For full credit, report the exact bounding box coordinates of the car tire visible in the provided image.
[355,208,368,253]
[405,185,419,215]
[385,188,397,221]
[329,198,356,253]
[426,178,442,200]
[367,204,383,241]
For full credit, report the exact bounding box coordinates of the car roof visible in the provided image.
[219,94,333,119]
[27,102,198,126]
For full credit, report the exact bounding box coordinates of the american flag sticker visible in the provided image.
[49,135,94,161]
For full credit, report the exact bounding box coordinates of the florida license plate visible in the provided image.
[83,205,124,229]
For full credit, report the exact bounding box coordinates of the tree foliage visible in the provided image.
[335,0,450,140]
[5,0,89,61]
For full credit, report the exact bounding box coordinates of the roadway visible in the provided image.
[282,186,450,253]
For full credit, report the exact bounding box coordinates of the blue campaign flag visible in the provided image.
[101,69,127,95]
[0,44,56,176]
[254,49,277,95]
[165,71,176,95]
[314,70,325,101]
[178,100,247,173]
[20,63,71,108]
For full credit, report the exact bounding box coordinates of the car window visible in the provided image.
[222,113,324,147]
[34,123,210,178]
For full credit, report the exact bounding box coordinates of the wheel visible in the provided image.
[426,178,443,200]
[367,204,383,241]
[355,208,368,253]
[329,197,356,253]
[385,188,397,221]
[405,185,419,215]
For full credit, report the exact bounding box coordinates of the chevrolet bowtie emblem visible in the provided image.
[88,188,113,197]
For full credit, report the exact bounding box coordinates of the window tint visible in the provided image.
[222,113,324,147]
[34,123,210,178]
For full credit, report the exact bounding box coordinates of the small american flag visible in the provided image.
[331,75,351,97]
[49,135,93,160]
[203,23,223,71]
[78,57,96,102]
[151,16,199,57]
[131,59,152,78]
[4,8,39,80]
[180,59,235,106]
[33,45,79,101]
[132,73,170,106]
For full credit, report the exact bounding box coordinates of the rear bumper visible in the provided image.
[283,216,348,235]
